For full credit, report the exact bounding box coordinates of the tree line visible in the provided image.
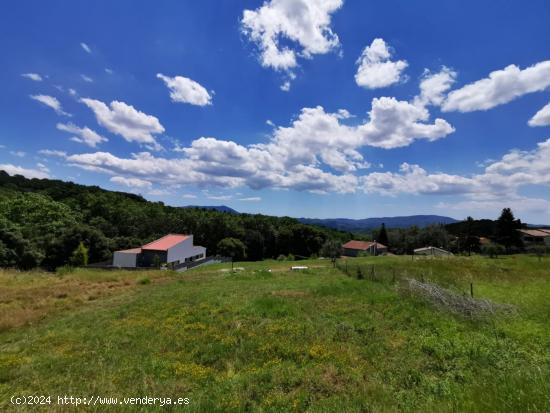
[0,171,351,270]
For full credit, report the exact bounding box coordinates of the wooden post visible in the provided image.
[470,282,474,298]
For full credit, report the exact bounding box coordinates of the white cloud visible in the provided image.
[156,73,213,106]
[21,73,43,81]
[528,102,550,127]
[360,136,550,214]
[56,122,108,148]
[105,68,113,74]
[362,163,475,196]
[207,195,232,201]
[182,194,197,199]
[110,176,152,189]
[38,149,67,157]
[355,38,408,89]
[442,60,550,112]
[241,0,343,87]
[0,164,50,179]
[68,88,78,97]
[80,42,91,53]
[80,98,164,150]
[30,95,71,116]
[60,83,454,195]
[81,74,93,83]
[238,197,262,202]
[280,81,291,92]
[414,67,457,107]
[9,151,26,158]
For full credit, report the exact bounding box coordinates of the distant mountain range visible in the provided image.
[181,205,239,214]
[298,215,459,232]
[181,207,459,231]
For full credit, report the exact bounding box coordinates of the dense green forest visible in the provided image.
[0,172,351,269]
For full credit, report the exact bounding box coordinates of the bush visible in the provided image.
[287,253,295,261]
[481,244,505,258]
[277,254,286,261]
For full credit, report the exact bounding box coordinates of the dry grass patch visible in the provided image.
[0,268,174,330]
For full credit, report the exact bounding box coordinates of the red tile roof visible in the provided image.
[519,229,550,237]
[342,240,387,250]
[141,234,189,251]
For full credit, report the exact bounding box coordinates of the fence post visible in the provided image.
[470,282,474,298]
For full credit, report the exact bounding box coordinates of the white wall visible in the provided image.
[113,251,138,267]
[167,235,204,263]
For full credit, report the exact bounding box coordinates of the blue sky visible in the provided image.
[1,0,550,223]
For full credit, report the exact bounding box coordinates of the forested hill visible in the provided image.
[0,171,351,270]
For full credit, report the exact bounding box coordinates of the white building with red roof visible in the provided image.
[112,234,206,268]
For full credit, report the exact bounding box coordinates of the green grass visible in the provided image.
[1,256,549,412]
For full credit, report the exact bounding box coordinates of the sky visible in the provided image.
[1,0,550,223]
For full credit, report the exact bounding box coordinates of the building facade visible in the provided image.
[342,240,388,256]
[112,234,206,268]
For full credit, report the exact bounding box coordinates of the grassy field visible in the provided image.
[1,255,549,412]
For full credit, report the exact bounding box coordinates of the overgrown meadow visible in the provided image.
[1,255,549,412]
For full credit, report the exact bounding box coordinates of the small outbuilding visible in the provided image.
[112,234,206,268]
[413,246,453,256]
[342,240,388,256]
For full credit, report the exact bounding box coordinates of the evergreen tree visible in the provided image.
[377,223,389,247]
[494,208,523,252]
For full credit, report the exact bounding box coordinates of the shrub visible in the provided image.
[481,244,505,258]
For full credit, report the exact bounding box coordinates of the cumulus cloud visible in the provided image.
[442,60,550,112]
[80,42,92,53]
[80,98,164,150]
[21,73,43,81]
[241,0,343,86]
[414,67,457,107]
[355,38,408,89]
[528,102,550,127]
[0,164,50,179]
[156,73,213,106]
[359,136,550,213]
[30,95,71,116]
[110,176,152,189]
[56,122,108,148]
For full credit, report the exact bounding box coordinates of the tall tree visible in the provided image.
[494,208,523,252]
[217,237,247,261]
[320,239,342,267]
[377,223,389,247]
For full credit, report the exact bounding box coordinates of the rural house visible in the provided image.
[342,240,388,256]
[113,234,206,268]
[517,228,550,246]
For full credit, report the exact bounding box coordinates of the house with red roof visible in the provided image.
[342,240,388,257]
[112,234,206,268]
